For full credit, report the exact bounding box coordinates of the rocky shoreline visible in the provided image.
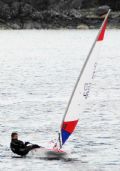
[0,8,120,29]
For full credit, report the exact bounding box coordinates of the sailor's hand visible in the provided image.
[53,143,58,149]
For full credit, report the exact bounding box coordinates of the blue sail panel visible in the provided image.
[61,129,71,145]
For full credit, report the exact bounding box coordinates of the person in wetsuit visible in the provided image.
[10,132,40,156]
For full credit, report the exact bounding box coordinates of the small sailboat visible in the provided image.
[30,9,111,158]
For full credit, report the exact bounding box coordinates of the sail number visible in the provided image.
[83,63,97,99]
[83,83,91,99]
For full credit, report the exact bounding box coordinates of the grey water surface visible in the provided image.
[0,30,120,171]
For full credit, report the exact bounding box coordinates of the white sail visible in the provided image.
[58,9,111,147]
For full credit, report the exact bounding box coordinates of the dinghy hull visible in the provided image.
[28,148,67,159]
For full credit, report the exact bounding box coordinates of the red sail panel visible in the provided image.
[97,18,108,41]
[62,120,79,134]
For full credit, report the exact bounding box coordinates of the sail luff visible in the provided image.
[58,9,111,148]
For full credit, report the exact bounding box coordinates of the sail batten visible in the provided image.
[58,9,111,147]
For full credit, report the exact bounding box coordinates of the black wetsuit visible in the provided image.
[10,139,40,156]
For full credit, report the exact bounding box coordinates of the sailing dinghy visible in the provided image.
[30,9,111,158]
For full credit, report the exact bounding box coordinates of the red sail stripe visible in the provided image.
[97,18,108,41]
[62,120,79,134]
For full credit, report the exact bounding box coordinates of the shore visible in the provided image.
[0,9,120,29]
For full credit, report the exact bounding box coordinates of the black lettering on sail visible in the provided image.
[83,83,91,99]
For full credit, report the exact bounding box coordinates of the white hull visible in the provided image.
[28,148,67,159]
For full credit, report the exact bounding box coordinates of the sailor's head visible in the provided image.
[11,132,18,140]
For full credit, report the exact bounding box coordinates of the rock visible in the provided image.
[77,24,89,29]
[23,20,34,29]
[68,9,81,18]
[23,20,42,29]
[96,5,110,16]
[8,22,21,29]
[33,21,42,29]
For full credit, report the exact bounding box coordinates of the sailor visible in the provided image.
[10,132,40,156]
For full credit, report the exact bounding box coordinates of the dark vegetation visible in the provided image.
[0,0,119,29]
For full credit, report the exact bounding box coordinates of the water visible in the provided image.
[0,29,120,170]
